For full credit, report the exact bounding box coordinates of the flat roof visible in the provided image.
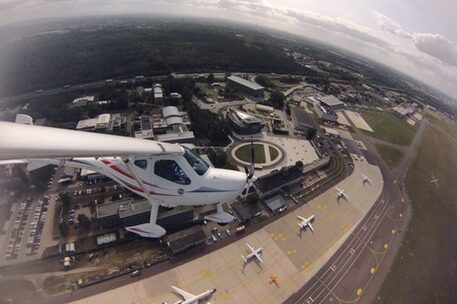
[96,198,134,218]
[76,118,98,130]
[264,194,287,212]
[166,225,207,253]
[227,75,264,91]
[119,200,150,218]
[255,166,303,193]
[291,108,315,129]
[318,95,345,107]
[322,127,340,136]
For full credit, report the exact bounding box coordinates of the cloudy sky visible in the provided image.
[1,0,456,98]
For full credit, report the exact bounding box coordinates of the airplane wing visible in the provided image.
[171,286,195,301]
[308,223,314,232]
[246,243,255,252]
[0,159,27,165]
[0,121,183,160]
[255,251,264,264]
[297,215,305,221]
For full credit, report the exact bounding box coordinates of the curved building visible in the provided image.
[227,109,265,135]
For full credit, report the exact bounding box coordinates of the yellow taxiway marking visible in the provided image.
[391,229,396,235]
[287,249,297,255]
[342,224,349,232]
[199,268,217,280]
[370,267,376,274]
[301,261,314,273]
[215,291,231,301]
[384,243,389,249]
[356,288,363,296]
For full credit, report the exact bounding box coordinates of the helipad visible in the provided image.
[72,156,382,304]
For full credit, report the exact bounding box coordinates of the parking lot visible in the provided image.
[0,194,51,264]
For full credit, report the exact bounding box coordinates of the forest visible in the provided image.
[0,21,302,97]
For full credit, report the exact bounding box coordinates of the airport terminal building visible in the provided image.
[227,75,264,97]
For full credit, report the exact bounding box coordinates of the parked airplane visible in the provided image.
[242,242,263,264]
[0,118,255,238]
[360,174,371,184]
[297,214,315,232]
[163,286,216,304]
[335,187,348,199]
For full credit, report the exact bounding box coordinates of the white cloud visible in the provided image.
[412,33,457,67]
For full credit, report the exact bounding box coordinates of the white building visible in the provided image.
[153,84,163,103]
[76,113,125,132]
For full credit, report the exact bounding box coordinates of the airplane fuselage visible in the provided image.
[42,153,247,208]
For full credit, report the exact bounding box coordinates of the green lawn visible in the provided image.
[234,144,266,163]
[268,146,279,161]
[361,110,418,146]
[374,143,404,168]
[377,124,457,303]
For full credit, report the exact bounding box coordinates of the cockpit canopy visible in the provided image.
[183,147,209,176]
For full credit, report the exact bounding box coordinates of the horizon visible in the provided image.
[0,0,456,101]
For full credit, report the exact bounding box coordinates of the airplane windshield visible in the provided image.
[183,148,209,176]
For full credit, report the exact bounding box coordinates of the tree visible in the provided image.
[207,73,215,83]
[59,192,72,210]
[268,90,285,109]
[295,160,304,168]
[306,128,317,140]
[208,149,228,168]
[77,214,91,230]
[59,222,69,237]
[246,193,259,205]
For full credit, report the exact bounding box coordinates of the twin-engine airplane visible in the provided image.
[335,187,348,199]
[162,286,216,304]
[0,117,255,238]
[360,174,371,184]
[297,214,315,232]
[242,242,263,264]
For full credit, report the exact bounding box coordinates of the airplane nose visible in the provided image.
[211,168,247,192]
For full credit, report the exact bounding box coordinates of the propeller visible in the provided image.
[241,141,257,200]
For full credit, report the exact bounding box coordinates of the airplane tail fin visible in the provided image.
[242,255,248,263]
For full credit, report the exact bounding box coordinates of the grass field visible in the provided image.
[374,143,404,168]
[378,124,457,303]
[268,146,279,161]
[234,144,266,163]
[361,110,418,146]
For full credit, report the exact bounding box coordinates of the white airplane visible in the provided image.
[335,187,348,199]
[297,214,315,232]
[242,242,263,264]
[0,117,255,238]
[163,286,216,304]
[360,174,371,184]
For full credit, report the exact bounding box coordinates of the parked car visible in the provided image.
[130,270,141,277]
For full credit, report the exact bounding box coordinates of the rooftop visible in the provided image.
[96,198,134,218]
[291,108,315,129]
[318,95,345,107]
[254,166,303,193]
[264,194,287,213]
[227,75,264,91]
